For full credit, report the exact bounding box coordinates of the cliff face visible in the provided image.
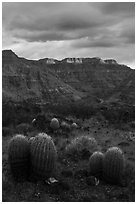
[106,70,135,105]
[2,50,135,106]
[2,50,84,104]
[39,57,133,101]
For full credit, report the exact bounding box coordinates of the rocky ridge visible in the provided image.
[2,50,135,106]
[2,50,84,104]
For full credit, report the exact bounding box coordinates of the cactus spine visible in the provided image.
[8,134,30,180]
[103,147,125,184]
[30,133,57,179]
[89,151,104,177]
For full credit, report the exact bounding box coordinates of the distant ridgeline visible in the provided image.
[3,50,118,65]
[38,57,118,65]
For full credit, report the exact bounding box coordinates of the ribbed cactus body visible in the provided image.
[89,151,104,177]
[103,147,125,184]
[50,118,60,130]
[30,133,57,179]
[8,134,30,179]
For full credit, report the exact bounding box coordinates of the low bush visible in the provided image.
[16,123,33,135]
[65,135,99,161]
[2,127,13,137]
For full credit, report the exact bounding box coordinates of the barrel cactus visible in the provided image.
[89,151,104,178]
[103,147,125,184]
[50,118,60,130]
[71,122,78,129]
[8,134,30,180]
[61,121,71,131]
[30,133,57,179]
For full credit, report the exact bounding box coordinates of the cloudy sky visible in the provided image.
[2,2,135,68]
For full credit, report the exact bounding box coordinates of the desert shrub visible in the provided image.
[16,123,33,135]
[14,105,32,124]
[101,105,135,125]
[61,121,71,132]
[129,121,135,129]
[2,102,16,127]
[2,100,43,128]
[69,102,97,119]
[2,127,13,137]
[42,101,97,119]
[65,135,99,161]
[123,162,135,187]
[2,102,33,127]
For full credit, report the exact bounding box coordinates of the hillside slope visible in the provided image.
[2,50,135,106]
[2,50,85,104]
[38,57,134,103]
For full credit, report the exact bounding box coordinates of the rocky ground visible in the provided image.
[2,116,135,202]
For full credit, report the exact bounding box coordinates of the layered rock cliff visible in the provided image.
[38,57,133,101]
[2,50,85,104]
[2,50,135,106]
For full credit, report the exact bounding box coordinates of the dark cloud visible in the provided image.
[100,2,135,16]
[3,2,101,32]
[71,37,117,49]
[3,2,134,42]
[10,15,99,33]
[14,31,66,42]
[2,2,135,67]
[56,18,98,31]
[88,41,116,48]
[13,30,83,42]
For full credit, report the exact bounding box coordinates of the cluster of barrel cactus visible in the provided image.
[50,117,78,132]
[8,117,78,181]
[89,146,125,184]
[8,118,126,186]
[8,133,57,180]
